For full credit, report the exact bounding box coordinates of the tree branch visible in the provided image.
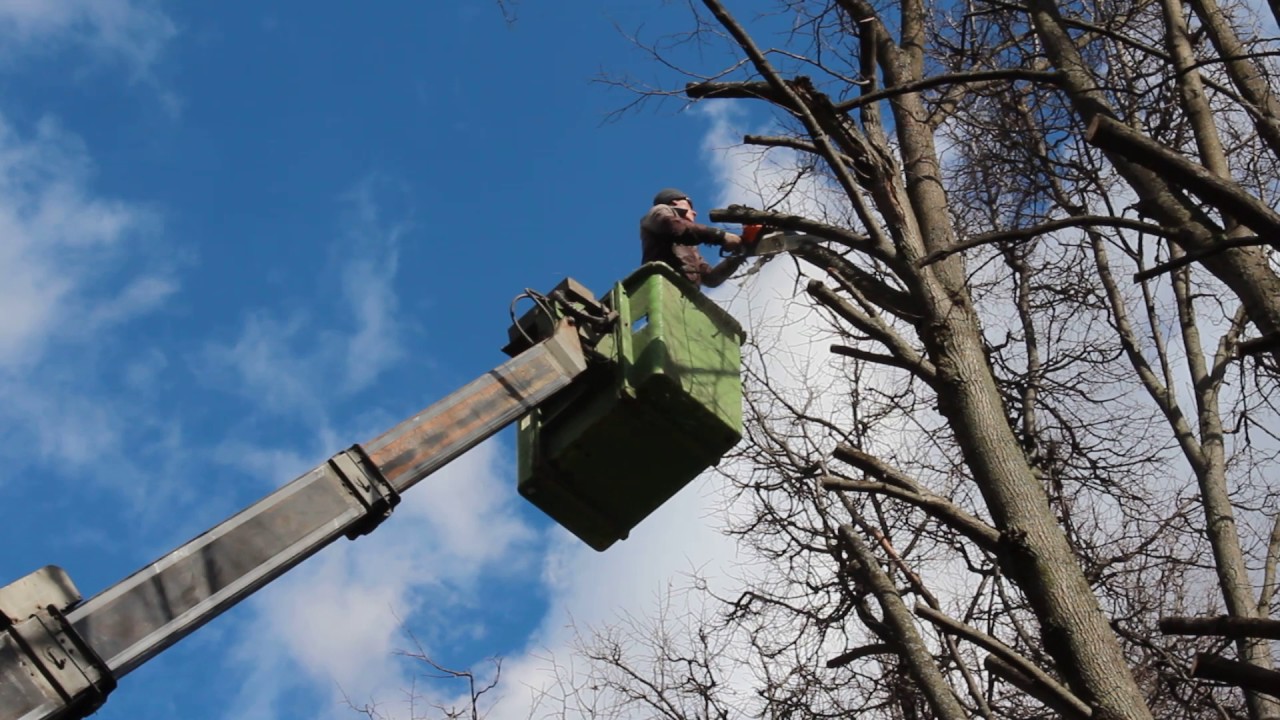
[983,654,1094,720]
[695,0,880,228]
[915,604,1093,719]
[825,643,893,668]
[808,281,937,382]
[1086,114,1280,236]
[919,216,1168,266]
[838,525,970,720]
[709,204,870,249]
[1191,654,1280,699]
[1159,615,1280,640]
[834,69,1066,112]
[1133,235,1279,283]
[823,474,1001,552]
[1261,514,1280,614]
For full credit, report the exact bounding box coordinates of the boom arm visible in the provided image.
[0,319,588,720]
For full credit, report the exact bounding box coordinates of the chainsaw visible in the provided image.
[716,224,813,280]
[737,224,812,257]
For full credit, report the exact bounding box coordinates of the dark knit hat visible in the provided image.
[652,188,690,206]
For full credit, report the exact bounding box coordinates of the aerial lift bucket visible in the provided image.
[512,263,745,551]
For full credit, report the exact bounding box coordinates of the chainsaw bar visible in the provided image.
[746,231,811,257]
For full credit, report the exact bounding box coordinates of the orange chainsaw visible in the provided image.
[737,224,812,257]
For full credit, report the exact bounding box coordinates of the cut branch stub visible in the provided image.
[825,643,892,669]
[984,655,1094,720]
[1160,615,1280,640]
[1191,654,1280,699]
[685,80,792,107]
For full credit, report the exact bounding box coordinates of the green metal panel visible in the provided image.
[517,263,745,551]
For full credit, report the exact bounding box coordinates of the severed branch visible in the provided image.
[1086,114,1280,236]
[744,133,825,156]
[686,80,792,106]
[1159,616,1280,640]
[984,655,1092,720]
[822,472,1000,552]
[915,604,1093,719]
[743,134,863,172]
[1238,333,1280,358]
[1191,654,1280,699]
[918,216,1169,266]
[825,643,893,668]
[831,344,926,374]
[709,205,870,249]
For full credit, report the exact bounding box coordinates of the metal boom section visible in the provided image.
[0,320,588,720]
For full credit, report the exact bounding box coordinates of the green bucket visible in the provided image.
[517,263,745,550]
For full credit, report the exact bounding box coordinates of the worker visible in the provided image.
[641,188,748,288]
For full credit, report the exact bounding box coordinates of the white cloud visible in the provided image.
[201,174,545,720]
[338,179,408,394]
[489,473,743,720]
[0,113,178,508]
[0,116,166,371]
[222,438,539,720]
[201,177,409,423]
[0,0,176,76]
[212,440,316,491]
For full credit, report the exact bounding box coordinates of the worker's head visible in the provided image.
[653,188,695,219]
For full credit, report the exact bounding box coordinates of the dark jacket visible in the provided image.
[639,204,729,286]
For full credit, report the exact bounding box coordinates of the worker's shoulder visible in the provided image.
[640,203,679,228]
[642,203,679,219]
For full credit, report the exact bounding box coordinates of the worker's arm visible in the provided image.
[701,254,748,288]
[643,205,738,247]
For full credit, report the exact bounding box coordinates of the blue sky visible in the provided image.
[0,3,794,719]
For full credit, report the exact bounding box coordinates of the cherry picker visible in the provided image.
[0,263,745,720]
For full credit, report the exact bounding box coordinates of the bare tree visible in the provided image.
[344,628,503,720]
[544,0,1280,718]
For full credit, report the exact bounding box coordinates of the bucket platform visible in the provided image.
[512,263,745,551]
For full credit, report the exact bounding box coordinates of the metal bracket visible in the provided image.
[328,445,400,539]
[1,567,115,720]
[502,277,616,358]
[7,611,116,715]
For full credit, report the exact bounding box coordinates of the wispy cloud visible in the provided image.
[192,174,542,720]
[201,176,410,424]
[0,116,167,370]
[0,0,176,76]
[221,439,539,720]
[337,178,409,394]
[0,113,179,507]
